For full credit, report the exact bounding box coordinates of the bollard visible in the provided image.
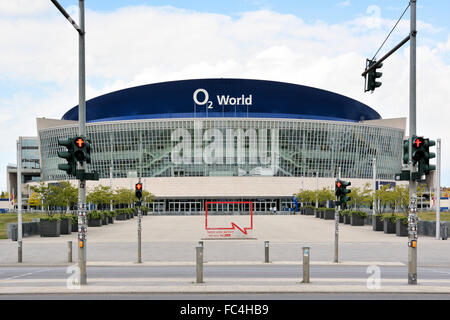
[264,241,270,263]
[196,246,204,283]
[302,246,310,283]
[199,241,204,247]
[68,241,72,263]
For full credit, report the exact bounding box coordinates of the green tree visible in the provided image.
[30,182,51,213]
[374,184,396,214]
[87,185,113,210]
[348,183,372,209]
[28,192,42,209]
[113,188,134,208]
[295,189,315,206]
[393,185,409,214]
[141,190,155,205]
[317,187,334,207]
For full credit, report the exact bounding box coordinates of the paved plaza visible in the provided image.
[1,215,449,266]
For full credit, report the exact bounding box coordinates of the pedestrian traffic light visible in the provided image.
[335,179,351,207]
[411,136,425,165]
[73,136,88,163]
[135,182,143,200]
[57,137,76,176]
[365,59,383,92]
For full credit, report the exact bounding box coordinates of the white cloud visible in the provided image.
[0,5,449,190]
[0,0,49,16]
[339,1,351,7]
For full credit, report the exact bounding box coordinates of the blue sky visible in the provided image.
[0,0,449,191]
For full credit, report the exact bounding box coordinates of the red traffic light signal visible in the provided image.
[413,137,424,148]
[75,137,86,148]
[135,183,142,191]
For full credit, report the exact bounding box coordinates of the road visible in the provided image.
[1,264,450,286]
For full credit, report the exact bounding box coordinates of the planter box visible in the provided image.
[315,210,320,218]
[324,210,335,220]
[338,214,344,223]
[364,215,373,226]
[71,222,78,232]
[343,214,351,224]
[372,215,384,231]
[60,218,72,235]
[102,216,109,226]
[116,214,127,221]
[320,211,325,219]
[40,220,61,237]
[304,207,314,216]
[108,216,115,224]
[384,219,396,234]
[88,219,102,227]
[350,213,365,226]
[396,220,408,237]
[7,222,40,241]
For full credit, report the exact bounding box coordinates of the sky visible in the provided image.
[0,0,449,191]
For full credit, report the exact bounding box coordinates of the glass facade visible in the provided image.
[21,138,40,170]
[39,118,404,182]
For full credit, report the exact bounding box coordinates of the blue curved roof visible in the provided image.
[61,78,381,122]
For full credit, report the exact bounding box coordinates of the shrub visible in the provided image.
[40,216,61,222]
[381,213,396,223]
[87,211,103,220]
[349,210,367,218]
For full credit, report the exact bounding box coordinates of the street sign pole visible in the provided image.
[408,0,418,285]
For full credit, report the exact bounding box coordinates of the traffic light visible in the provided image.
[411,136,425,165]
[419,138,436,175]
[57,137,76,176]
[73,136,88,163]
[335,179,351,207]
[365,59,383,92]
[135,182,143,200]
[402,139,409,164]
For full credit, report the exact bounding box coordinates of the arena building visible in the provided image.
[35,78,406,214]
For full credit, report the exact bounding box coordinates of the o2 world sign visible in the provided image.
[193,88,253,110]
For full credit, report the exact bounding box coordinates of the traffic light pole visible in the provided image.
[17,137,23,263]
[408,0,418,285]
[52,0,88,285]
[436,139,441,239]
[78,0,87,285]
[334,167,341,263]
[137,178,142,264]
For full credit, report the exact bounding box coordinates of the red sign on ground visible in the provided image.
[205,201,253,238]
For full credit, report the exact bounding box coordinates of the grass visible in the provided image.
[418,211,450,221]
[0,213,49,239]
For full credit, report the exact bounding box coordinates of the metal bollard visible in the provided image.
[68,241,72,263]
[302,246,310,283]
[196,246,204,283]
[199,241,204,247]
[264,241,270,263]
